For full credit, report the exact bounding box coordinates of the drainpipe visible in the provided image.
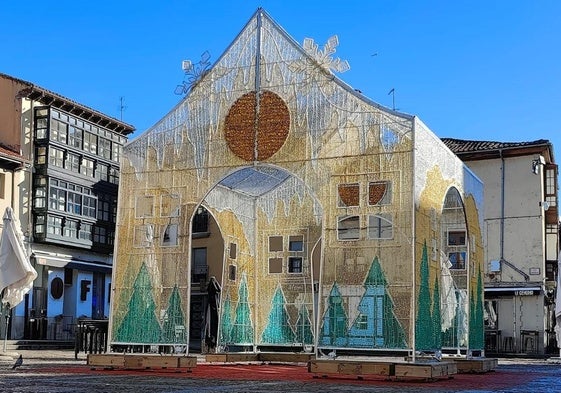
[500,150,505,262]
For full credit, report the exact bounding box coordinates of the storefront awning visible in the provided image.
[34,255,111,274]
[485,286,542,296]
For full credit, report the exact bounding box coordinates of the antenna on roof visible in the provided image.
[387,88,396,111]
[119,96,127,121]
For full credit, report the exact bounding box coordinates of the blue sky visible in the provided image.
[2,1,560,158]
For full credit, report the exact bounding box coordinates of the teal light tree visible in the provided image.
[319,283,348,346]
[161,285,186,343]
[415,241,434,351]
[229,273,254,344]
[219,294,233,345]
[432,277,442,350]
[295,303,314,345]
[347,256,407,348]
[469,267,485,349]
[261,285,296,344]
[114,262,161,343]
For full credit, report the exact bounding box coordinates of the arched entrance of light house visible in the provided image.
[191,165,323,353]
[188,206,224,352]
[440,186,470,353]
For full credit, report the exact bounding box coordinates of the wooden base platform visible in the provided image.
[87,353,197,372]
[205,352,314,363]
[450,357,498,373]
[309,358,457,381]
[406,355,498,374]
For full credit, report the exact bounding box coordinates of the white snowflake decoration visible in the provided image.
[302,35,350,74]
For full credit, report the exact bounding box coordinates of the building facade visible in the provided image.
[109,9,485,357]
[442,138,559,355]
[0,73,134,340]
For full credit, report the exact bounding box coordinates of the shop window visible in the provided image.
[338,183,360,207]
[338,215,360,240]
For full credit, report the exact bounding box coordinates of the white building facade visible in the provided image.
[443,138,559,355]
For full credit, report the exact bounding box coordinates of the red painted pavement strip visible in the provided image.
[25,364,542,389]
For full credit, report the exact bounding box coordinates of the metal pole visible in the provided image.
[2,304,9,352]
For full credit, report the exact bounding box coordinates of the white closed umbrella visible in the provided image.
[555,250,561,357]
[0,206,36,308]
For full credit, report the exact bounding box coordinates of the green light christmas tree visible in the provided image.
[161,285,186,343]
[261,285,295,344]
[114,262,161,343]
[319,283,348,346]
[295,303,314,345]
[230,273,254,344]
[415,241,434,351]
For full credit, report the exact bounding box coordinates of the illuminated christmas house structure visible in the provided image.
[109,8,485,357]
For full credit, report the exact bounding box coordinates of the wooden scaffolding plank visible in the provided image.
[308,359,394,379]
[258,352,314,363]
[205,353,259,363]
[123,354,180,369]
[88,354,125,368]
[453,358,498,373]
[394,361,456,381]
[87,354,197,371]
